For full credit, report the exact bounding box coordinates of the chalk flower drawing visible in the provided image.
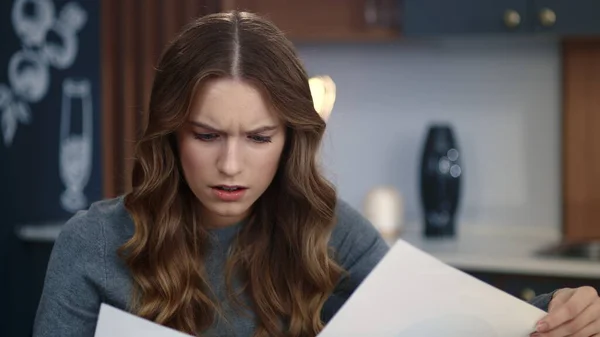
[1,0,87,147]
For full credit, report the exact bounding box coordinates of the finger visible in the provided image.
[539,287,598,332]
[548,289,573,312]
[541,300,600,337]
[570,317,600,337]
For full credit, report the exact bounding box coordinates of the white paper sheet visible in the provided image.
[317,239,547,337]
[94,303,192,337]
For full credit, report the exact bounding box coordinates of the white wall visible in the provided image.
[297,36,561,229]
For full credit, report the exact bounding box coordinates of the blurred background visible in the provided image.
[2,0,600,336]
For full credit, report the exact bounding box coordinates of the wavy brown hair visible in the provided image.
[120,11,344,337]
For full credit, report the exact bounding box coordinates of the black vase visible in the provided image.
[419,124,462,238]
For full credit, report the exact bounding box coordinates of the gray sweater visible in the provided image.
[32,197,552,336]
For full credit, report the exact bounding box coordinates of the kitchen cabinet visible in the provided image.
[4,240,54,337]
[562,38,600,242]
[403,0,600,37]
[403,0,531,36]
[220,0,400,41]
[532,1,600,35]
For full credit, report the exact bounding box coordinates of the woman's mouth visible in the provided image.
[213,185,246,191]
[211,185,248,201]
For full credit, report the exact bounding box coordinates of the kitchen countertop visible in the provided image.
[397,224,600,279]
[15,222,65,243]
[16,221,600,279]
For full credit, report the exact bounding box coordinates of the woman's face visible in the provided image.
[177,77,286,228]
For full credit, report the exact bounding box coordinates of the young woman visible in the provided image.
[33,11,600,337]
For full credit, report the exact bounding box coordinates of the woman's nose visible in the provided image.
[216,139,242,177]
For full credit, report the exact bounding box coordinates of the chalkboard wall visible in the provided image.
[0,0,102,335]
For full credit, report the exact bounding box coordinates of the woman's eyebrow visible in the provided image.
[188,121,220,132]
[247,125,279,133]
[188,121,278,134]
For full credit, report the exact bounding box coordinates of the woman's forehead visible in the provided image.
[188,77,282,131]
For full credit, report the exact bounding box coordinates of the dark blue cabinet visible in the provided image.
[532,0,600,35]
[403,0,531,36]
[403,0,600,36]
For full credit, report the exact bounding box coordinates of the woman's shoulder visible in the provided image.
[35,197,134,335]
[333,198,372,234]
[330,198,390,279]
[58,196,134,249]
[331,198,384,246]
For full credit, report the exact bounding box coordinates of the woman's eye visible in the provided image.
[193,133,219,141]
[249,135,272,143]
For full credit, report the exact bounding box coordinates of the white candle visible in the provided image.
[363,186,404,241]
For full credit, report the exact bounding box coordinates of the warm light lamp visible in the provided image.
[308,75,336,122]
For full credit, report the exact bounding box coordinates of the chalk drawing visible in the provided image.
[59,78,92,213]
[1,0,88,147]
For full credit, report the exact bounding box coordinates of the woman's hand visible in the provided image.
[532,287,600,337]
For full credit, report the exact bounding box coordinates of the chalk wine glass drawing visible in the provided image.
[59,78,93,213]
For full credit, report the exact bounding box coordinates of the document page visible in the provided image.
[94,303,193,337]
[318,240,547,337]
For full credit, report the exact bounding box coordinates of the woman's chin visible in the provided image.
[200,201,250,226]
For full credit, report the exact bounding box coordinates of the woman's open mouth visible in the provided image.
[211,185,248,201]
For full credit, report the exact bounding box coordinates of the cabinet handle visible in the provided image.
[521,288,537,302]
[364,0,399,29]
[504,9,521,28]
[539,8,557,27]
[364,0,379,26]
